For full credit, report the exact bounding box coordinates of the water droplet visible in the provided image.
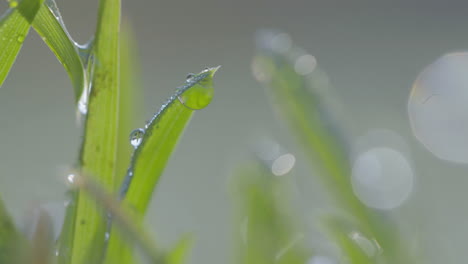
[8,0,18,8]
[16,35,24,43]
[348,231,382,257]
[77,96,88,115]
[178,66,219,110]
[307,256,337,264]
[409,52,468,163]
[294,54,317,75]
[271,153,296,176]
[104,232,110,241]
[66,174,76,185]
[351,147,414,210]
[186,73,195,82]
[129,128,145,148]
[55,249,59,256]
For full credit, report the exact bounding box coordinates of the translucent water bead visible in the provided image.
[409,52,468,163]
[351,147,414,210]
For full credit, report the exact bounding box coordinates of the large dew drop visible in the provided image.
[129,128,145,148]
[177,66,219,110]
[351,147,414,210]
[409,52,468,163]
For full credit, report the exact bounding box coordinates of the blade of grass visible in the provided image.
[254,30,417,263]
[104,67,218,264]
[0,198,25,264]
[120,66,219,215]
[30,209,54,264]
[32,0,86,100]
[103,20,143,264]
[231,161,310,264]
[69,173,165,264]
[63,0,121,263]
[0,0,44,87]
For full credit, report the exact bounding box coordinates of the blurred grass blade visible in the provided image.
[231,161,310,264]
[0,198,25,263]
[254,30,418,263]
[120,66,219,215]
[0,0,44,87]
[63,0,121,263]
[103,20,143,264]
[30,209,54,264]
[166,235,193,264]
[254,30,362,217]
[70,173,164,264]
[32,0,86,100]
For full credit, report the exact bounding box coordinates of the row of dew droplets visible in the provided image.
[2,1,25,42]
[120,67,219,197]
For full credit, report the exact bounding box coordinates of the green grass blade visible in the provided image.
[0,0,44,87]
[32,0,86,100]
[69,173,164,264]
[64,0,121,263]
[231,161,310,264]
[0,198,25,264]
[103,20,143,264]
[105,66,218,264]
[254,30,417,263]
[120,66,219,215]
[166,235,193,264]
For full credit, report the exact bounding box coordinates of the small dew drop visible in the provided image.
[129,128,145,148]
[104,232,110,241]
[348,231,382,258]
[294,54,317,75]
[186,73,195,82]
[16,35,25,43]
[55,250,59,256]
[271,153,296,176]
[67,174,76,185]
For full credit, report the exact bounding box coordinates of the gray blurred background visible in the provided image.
[1,0,468,263]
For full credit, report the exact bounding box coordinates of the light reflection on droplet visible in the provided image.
[270,32,292,54]
[351,147,414,210]
[67,174,76,185]
[409,52,468,163]
[129,128,145,148]
[348,231,381,257]
[307,256,337,264]
[271,153,296,176]
[294,54,317,75]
